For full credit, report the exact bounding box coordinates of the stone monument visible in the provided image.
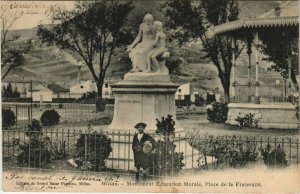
[109,14,179,131]
[106,14,199,170]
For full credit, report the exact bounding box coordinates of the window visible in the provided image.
[105,84,108,88]
[80,85,84,88]
[178,89,181,93]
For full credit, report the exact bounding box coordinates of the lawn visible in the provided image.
[178,113,300,140]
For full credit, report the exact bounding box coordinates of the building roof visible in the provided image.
[29,83,69,92]
[2,74,26,82]
[47,83,69,92]
[29,84,52,92]
[212,1,299,36]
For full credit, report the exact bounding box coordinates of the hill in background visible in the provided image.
[3,1,283,93]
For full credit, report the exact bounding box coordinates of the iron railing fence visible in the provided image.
[235,84,297,103]
[2,129,299,179]
[2,92,115,103]
[2,103,206,129]
[2,103,114,128]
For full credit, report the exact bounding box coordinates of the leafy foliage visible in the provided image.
[2,108,15,128]
[17,120,51,168]
[235,113,258,128]
[261,144,287,167]
[162,0,242,101]
[1,8,32,80]
[40,109,61,126]
[17,136,51,168]
[194,135,258,168]
[155,115,176,137]
[165,56,182,75]
[206,102,229,123]
[37,0,134,99]
[26,119,42,136]
[2,83,20,98]
[259,28,299,90]
[150,140,184,175]
[151,115,184,175]
[75,132,112,171]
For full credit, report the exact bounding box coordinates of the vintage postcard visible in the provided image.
[1,0,300,193]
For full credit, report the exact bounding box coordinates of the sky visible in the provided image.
[1,1,75,30]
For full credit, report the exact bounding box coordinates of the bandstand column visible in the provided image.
[247,38,252,102]
[287,42,292,96]
[254,32,260,104]
[231,37,236,102]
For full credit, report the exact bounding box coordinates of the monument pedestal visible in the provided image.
[109,72,179,130]
[105,72,201,171]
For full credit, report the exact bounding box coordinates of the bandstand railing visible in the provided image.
[235,84,296,103]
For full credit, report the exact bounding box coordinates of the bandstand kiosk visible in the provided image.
[212,2,299,129]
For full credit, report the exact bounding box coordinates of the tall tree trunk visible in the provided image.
[291,70,299,91]
[217,66,231,103]
[95,80,106,112]
[221,78,230,103]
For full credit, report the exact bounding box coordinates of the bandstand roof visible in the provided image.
[213,1,299,36]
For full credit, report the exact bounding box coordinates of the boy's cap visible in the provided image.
[134,122,147,129]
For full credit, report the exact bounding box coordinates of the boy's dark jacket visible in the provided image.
[132,133,156,168]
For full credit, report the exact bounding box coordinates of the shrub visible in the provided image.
[150,140,184,175]
[235,113,258,128]
[80,91,97,100]
[2,108,15,128]
[17,120,51,168]
[52,141,67,160]
[40,109,60,126]
[17,136,51,168]
[261,144,287,167]
[75,132,112,171]
[194,136,258,168]
[26,119,42,136]
[150,115,184,175]
[155,115,175,137]
[206,102,228,123]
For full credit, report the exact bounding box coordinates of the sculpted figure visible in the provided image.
[146,21,166,73]
[126,14,156,73]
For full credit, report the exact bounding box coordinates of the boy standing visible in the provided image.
[132,122,155,182]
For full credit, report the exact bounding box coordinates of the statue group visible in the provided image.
[126,14,169,74]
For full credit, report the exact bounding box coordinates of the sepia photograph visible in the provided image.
[1,0,300,193]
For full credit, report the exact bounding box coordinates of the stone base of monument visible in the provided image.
[109,72,180,130]
[105,72,206,171]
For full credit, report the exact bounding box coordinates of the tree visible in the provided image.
[37,1,134,103]
[259,28,299,91]
[2,83,20,98]
[1,7,32,80]
[162,0,244,102]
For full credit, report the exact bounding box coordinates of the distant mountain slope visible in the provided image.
[4,1,280,91]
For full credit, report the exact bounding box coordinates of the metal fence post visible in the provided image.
[15,105,18,129]
[27,106,31,125]
[81,100,83,116]
[84,132,88,170]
